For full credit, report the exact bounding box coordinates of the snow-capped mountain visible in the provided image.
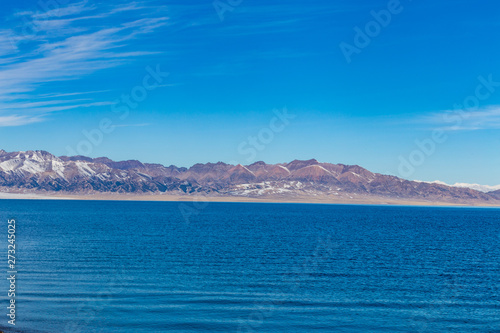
[417,180,500,193]
[0,149,498,204]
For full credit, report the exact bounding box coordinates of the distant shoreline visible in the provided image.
[1,191,499,207]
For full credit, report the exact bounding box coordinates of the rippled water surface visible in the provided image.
[0,200,499,332]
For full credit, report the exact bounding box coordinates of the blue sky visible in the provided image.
[0,0,499,185]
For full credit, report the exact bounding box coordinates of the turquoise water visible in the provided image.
[0,200,499,332]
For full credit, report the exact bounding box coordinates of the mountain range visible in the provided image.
[0,149,498,205]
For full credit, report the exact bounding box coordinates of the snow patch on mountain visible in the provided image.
[0,159,22,172]
[277,165,291,174]
[74,161,96,177]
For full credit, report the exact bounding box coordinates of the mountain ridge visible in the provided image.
[417,180,500,193]
[0,149,497,205]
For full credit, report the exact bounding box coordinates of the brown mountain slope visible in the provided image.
[0,150,497,205]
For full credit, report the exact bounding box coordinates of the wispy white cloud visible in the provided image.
[36,90,112,98]
[21,0,95,19]
[0,30,19,57]
[0,115,44,127]
[0,1,169,126]
[420,105,500,131]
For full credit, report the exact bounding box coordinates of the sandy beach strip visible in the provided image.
[1,191,492,207]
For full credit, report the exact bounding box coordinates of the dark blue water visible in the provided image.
[0,200,499,332]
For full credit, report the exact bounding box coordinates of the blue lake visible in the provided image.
[0,200,499,332]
